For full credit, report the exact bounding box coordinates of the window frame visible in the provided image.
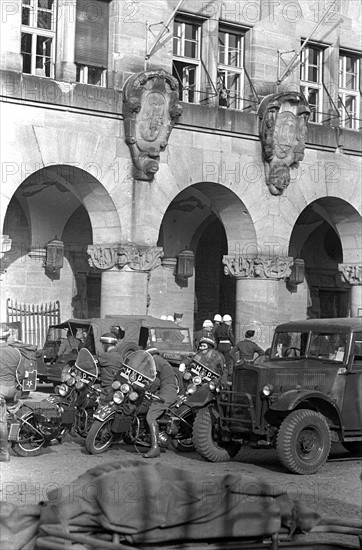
[217,25,245,110]
[21,0,56,78]
[300,44,324,124]
[172,17,202,104]
[76,64,107,87]
[338,52,361,130]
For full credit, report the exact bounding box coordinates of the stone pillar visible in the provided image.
[223,255,294,349]
[88,242,163,317]
[339,264,362,317]
[56,0,77,81]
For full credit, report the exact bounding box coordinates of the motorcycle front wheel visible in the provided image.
[85,416,115,454]
[12,411,47,457]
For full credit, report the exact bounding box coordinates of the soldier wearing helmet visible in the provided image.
[193,319,215,351]
[97,333,123,398]
[212,314,222,335]
[214,314,235,381]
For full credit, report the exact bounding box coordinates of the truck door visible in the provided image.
[341,332,362,435]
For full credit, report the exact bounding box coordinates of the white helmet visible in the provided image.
[166,315,174,321]
[202,319,213,328]
[222,314,232,322]
[213,314,222,322]
[160,315,167,320]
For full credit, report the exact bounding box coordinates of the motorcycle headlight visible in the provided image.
[113,391,124,404]
[67,376,76,386]
[58,384,69,397]
[193,376,202,385]
[129,391,139,401]
[187,383,197,395]
[209,380,216,391]
[63,372,72,382]
[183,371,192,381]
[76,380,85,390]
[262,384,274,397]
[120,383,130,394]
[112,380,121,390]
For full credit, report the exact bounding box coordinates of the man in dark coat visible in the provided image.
[214,314,235,381]
[233,330,265,362]
[97,333,124,399]
[143,348,177,458]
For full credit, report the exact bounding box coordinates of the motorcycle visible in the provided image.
[85,349,226,455]
[8,348,102,457]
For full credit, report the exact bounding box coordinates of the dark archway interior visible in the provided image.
[194,217,235,331]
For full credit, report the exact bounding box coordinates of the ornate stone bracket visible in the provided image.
[258,91,310,195]
[223,255,293,280]
[123,69,183,181]
[88,243,164,272]
[338,264,362,285]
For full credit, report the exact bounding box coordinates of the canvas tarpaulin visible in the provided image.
[0,459,323,550]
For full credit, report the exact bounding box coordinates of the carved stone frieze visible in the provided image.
[123,69,183,181]
[88,243,164,272]
[338,263,362,285]
[258,92,310,195]
[223,256,293,280]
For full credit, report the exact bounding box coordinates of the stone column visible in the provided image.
[223,255,294,349]
[339,264,362,317]
[88,242,163,317]
[56,0,77,81]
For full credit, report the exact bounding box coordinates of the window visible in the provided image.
[300,45,324,123]
[75,0,110,87]
[172,18,201,103]
[217,27,244,110]
[338,53,360,130]
[21,0,56,78]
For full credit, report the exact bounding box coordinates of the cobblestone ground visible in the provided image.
[1,387,361,548]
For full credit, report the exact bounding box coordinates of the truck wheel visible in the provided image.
[193,407,239,462]
[276,409,331,475]
[342,441,362,455]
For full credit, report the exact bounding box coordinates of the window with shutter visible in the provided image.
[75,0,110,72]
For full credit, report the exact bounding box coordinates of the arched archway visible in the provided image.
[289,197,361,318]
[157,182,256,332]
[1,165,121,321]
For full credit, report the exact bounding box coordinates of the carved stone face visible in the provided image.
[269,163,291,194]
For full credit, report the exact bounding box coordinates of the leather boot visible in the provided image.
[143,422,161,458]
[0,425,10,462]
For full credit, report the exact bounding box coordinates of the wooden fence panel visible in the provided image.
[6,299,61,346]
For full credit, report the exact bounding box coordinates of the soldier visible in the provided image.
[97,333,124,400]
[143,348,177,458]
[214,314,235,380]
[194,319,214,350]
[233,330,265,362]
[0,324,31,462]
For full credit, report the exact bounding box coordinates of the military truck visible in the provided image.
[192,317,362,474]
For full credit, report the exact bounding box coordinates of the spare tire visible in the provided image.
[115,341,141,361]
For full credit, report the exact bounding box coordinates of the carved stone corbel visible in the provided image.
[223,255,293,280]
[338,263,362,285]
[258,92,310,195]
[88,243,164,272]
[123,69,183,181]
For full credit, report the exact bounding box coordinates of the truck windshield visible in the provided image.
[271,331,308,358]
[308,332,347,362]
[148,327,191,350]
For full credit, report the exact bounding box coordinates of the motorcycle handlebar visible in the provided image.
[144,391,165,403]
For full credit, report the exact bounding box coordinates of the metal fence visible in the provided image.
[6,298,61,347]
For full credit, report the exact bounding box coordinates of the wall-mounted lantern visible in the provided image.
[45,238,64,273]
[288,258,305,286]
[176,248,194,279]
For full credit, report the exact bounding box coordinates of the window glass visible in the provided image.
[271,332,308,358]
[309,332,347,361]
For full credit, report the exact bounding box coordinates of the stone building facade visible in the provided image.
[0,0,361,348]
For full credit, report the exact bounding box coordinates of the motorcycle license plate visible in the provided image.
[94,403,116,421]
[8,422,21,441]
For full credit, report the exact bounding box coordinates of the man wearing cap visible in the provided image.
[233,330,265,362]
[214,315,235,381]
[0,324,28,462]
[97,333,124,399]
[143,348,177,458]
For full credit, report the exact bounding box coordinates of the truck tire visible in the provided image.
[193,406,239,462]
[116,342,141,362]
[276,409,331,475]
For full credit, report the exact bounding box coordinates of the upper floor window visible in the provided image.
[173,18,201,103]
[21,0,56,78]
[338,53,360,130]
[217,27,244,110]
[300,45,324,123]
[75,0,110,87]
